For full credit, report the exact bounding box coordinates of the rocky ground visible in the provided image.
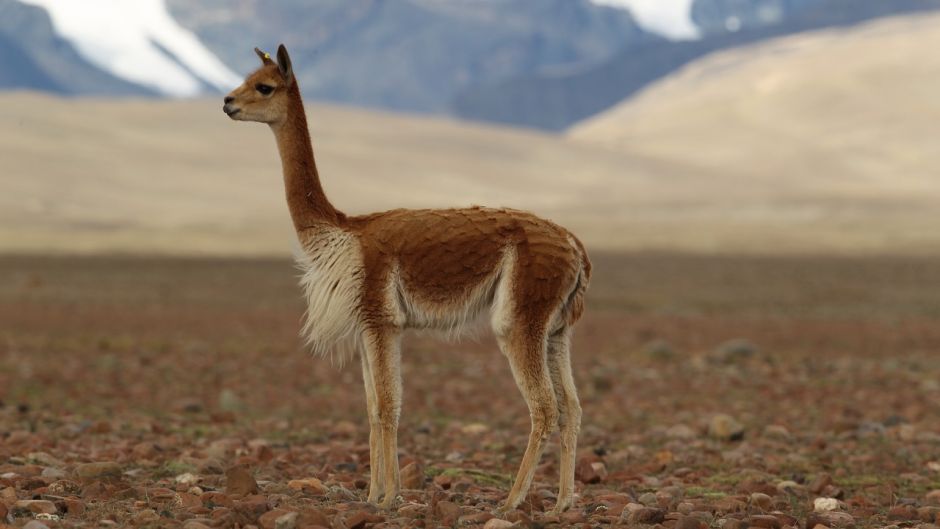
[1,254,940,529]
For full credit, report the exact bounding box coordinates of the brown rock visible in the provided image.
[748,514,782,529]
[235,494,270,519]
[809,473,833,495]
[805,511,855,529]
[676,515,706,529]
[400,461,425,490]
[918,506,940,522]
[225,466,259,496]
[887,505,917,521]
[259,509,293,529]
[459,512,494,525]
[299,507,332,527]
[714,497,749,514]
[927,490,940,506]
[22,522,50,529]
[623,507,666,525]
[435,500,462,525]
[14,499,57,515]
[183,522,213,529]
[484,519,515,529]
[275,511,299,529]
[344,510,385,529]
[64,498,85,516]
[750,493,773,511]
[575,458,604,484]
[287,478,327,495]
[73,461,121,481]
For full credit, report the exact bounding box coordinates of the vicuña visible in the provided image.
[223,45,592,514]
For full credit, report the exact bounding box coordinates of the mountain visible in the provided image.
[165,0,650,113]
[0,0,151,95]
[453,0,940,130]
[569,13,940,251]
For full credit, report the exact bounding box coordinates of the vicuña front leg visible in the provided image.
[365,330,403,509]
[498,331,558,513]
[360,352,385,503]
[547,328,581,514]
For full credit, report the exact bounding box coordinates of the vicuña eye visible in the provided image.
[255,84,274,95]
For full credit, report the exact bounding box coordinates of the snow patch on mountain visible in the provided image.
[591,0,700,40]
[18,0,240,97]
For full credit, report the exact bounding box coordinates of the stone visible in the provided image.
[484,519,515,529]
[575,458,604,484]
[41,467,66,479]
[22,522,50,529]
[644,339,677,361]
[183,522,212,529]
[806,511,855,528]
[225,466,258,496]
[344,510,384,529]
[750,492,773,510]
[676,515,705,529]
[809,474,833,495]
[887,505,917,521]
[747,514,782,529]
[399,461,425,490]
[458,512,494,525]
[435,501,462,525]
[287,477,327,495]
[27,452,64,468]
[15,499,57,515]
[814,498,841,512]
[713,338,759,363]
[274,511,299,529]
[708,414,744,441]
[667,424,697,440]
[622,507,665,525]
[259,509,292,529]
[763,425,791,440]
[175,472,199,486]
[73,461,121,480]
[928,490,940,506]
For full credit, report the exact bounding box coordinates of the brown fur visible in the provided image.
[224,45,591,514]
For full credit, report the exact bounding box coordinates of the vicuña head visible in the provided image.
[222,45,592,515]
[223,44,295,124]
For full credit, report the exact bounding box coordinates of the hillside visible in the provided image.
[2,68,939,256]
[570,13,940,253]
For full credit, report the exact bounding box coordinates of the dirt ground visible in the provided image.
[1,253,939,529]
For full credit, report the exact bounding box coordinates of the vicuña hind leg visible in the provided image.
[497,328,558,513]
[546,328,581,514]
[364,330,403,509]
[360,351,385,503]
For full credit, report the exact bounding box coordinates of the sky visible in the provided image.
[591,0,700,40]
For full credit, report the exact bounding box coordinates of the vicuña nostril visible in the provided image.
[224,96,234,104]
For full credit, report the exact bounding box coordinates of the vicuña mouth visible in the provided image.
[224,107,241,117]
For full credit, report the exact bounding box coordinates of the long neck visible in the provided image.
[270,85,341,231]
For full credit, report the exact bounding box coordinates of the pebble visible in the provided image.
[434,500,462,525]
[809,473,833,494]
[667,424,698,440]
[399,461,425,489]
[887,505,918,521]
[274,511,299,529]
[750,492,773,510]
[708,414,745,441]
[483,519,515,529]
[927,490,940,505]
[814,497,841,512]
[22,522,51,529]
[73,461,121,480]
[259,508,292,529]
[27,452,64,468]
[747,514,782,529]
[806,511,855,528]
[763,425,791,440]
[41,467,66,479]
[175,472,199,486]
[225,465,259,496]
[287,477,327,495]
[623,506,665,525]
[15,499,57,515]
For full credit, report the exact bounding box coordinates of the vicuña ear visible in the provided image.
[255,47,275,66]
[276,43,293,85]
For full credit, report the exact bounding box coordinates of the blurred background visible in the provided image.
[2,0,939,255]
